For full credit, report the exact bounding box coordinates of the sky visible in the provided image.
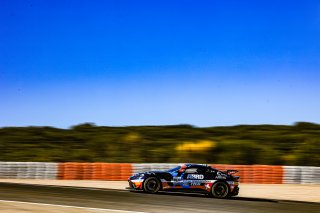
[1,0,320,128]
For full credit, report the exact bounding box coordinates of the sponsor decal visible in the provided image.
[189,180,202,186]
[187,174,204,179]
[205,183,211,190]
[204,180,217,183]
[216,172,227,179]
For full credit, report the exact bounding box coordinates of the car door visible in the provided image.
[182,167,206,189]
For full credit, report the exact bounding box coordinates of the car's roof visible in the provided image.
[185,164,222,173]
[185,163,210,168]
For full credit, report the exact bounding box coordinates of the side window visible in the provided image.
[206,169,217,179]
[213,170,217,175]
[209,169,217,174]
[184,168,198,174]
[196,168,206,174]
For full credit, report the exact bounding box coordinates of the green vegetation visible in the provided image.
[1,122,319,166]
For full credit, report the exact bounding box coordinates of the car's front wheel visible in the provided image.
[211,181,229,198]
[143,177,161,193]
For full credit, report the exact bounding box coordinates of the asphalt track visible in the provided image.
[0,183,319,213]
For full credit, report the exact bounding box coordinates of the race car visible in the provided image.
[128,164,239,198]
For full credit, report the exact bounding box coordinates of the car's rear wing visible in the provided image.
[225,170,239,175]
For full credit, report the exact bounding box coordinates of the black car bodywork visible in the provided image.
[128,164,239,198]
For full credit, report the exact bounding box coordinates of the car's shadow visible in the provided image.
[128,189,278,203]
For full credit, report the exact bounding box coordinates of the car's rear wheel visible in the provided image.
[211,181,229,198]
[143,177,161,193]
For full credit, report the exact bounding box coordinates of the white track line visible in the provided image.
[0,199,146,213]
[0,182,131,192]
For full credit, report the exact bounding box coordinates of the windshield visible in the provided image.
[166,166,181,173]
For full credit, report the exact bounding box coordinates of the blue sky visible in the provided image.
[1,0,320,128]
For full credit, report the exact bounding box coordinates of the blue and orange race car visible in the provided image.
[128,164,239,198]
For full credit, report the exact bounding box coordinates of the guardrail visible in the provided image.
[58,163,132,180]
[0,162,57,179]
[0,162,319,184]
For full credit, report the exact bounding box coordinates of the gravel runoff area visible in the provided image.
[0,179,319,203]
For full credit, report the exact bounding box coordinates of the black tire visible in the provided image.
[143,177,161,193]
[211,181,229,198]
